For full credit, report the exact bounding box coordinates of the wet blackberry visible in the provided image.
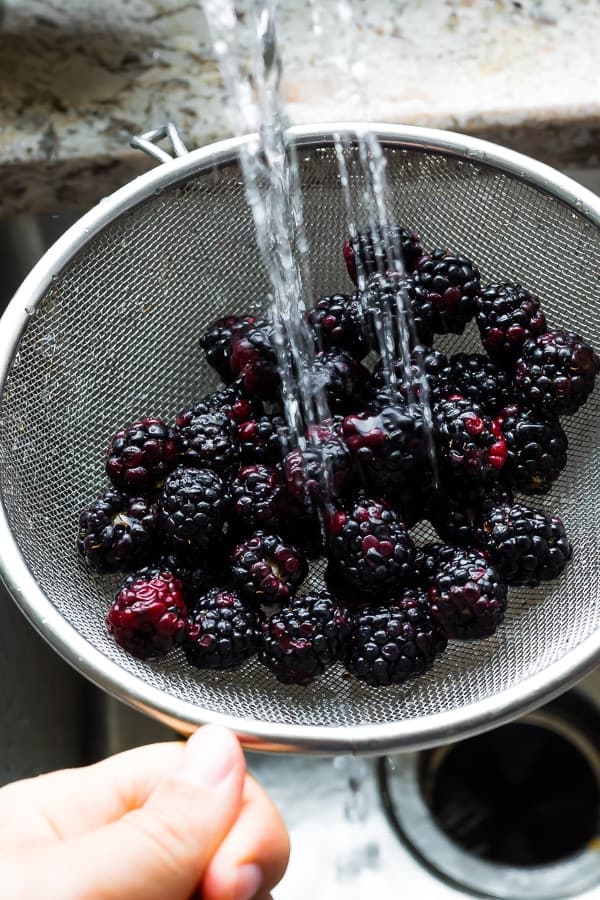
[192,382,263,426]
[434,397,507,484]
[343,590,447,687]
[326,499,418,599]
[238,414,290,466]
[412,250,480,335]
[230,320,280,400]
[106,418,178,494]
[199,314,257,383]
[479,501,572,586]
[175,405,239,475]
[311,350,372,415]
[499,405,568,494]
[514,330,600,417]
[436,353,513,415]
[476,282,547,362]
[429,483,512,548]
[259,591,351,685]
[306,293,368,360]
[230,464,283,533]
[77,489,159,573]
[423,545,508,640]
[229,531,308,604]
[106,567,187,660]
[282,434,351,505]
[158,552,211,606]
[361,272,434,348]
[372,346,449,406]
[343,225,423,285]
[160,466,229,559]
[183,588,262,670]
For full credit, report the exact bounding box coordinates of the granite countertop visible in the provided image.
[0,0,599,214]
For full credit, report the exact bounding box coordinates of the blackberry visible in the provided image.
[372,346,449,406]
[199,314,257,383]
[412,249,480,335]
[230,320,280,400]
[306,293,368,360]
[158,552,211,606]
[259,591,351,685]
[326,499,417,599]
[429,483,512,548]
[343,590,447,687]
[342,225,423,285]
[183,588,262,670]
[192,382,263,426]
[434,397,507,484]
[423,545,507,640]
[161,465,229,559]
[361,272,434,348]
[175,405,239,475]
[229,531,308,604]
[311,350,372,415]
[479,500,572,586]
[230,464,283,533]
[476,282,547,362]
[514,330,600,417]
[282,434,351,505]
[106,567,187,660]
[105,417,178,494]
[437,353,513,415]
[499,405,568,494]
[77,489,159,573]
[238,414,290,466]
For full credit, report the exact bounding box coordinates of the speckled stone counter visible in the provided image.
[0,0,599,214]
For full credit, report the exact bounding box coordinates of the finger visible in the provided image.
[202,772,290,900]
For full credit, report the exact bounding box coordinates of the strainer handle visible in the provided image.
[130,123,190,165]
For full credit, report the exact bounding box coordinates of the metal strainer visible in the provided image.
[0,124,599,755]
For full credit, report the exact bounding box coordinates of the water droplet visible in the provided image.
[25,306,36,317]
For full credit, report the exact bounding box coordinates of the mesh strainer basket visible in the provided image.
[0,124,599,755]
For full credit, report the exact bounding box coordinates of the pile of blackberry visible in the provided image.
[78,224,597,689]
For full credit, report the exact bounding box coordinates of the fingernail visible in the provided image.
[177,725,240,788]
[233,863,263,900]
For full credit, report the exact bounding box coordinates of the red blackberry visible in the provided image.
[343,225,423,285]
[77,489,159,573]
[325,499,417,599]
[423,545,508,640]
[311,350,372,415]
[106,567,187,660]
[282,434,351,505]
[230,320,280,400]
[372,346,449,405]
[412,250,480,335]
[230,464,283,533]
[175,405,239,475]
[259,591,351,685]
[160,465,229,559]
[434,397,507,484]
[192,382,263,426]
[105,418,178,494]
[435,353,513,416]
[343,590,447,687]
[514,330,600,417]
[229,531,308,604]
[479,500,572,586]
[306,293,368,360]
[238,413,290,466]
[183,588,262,670]
[498,405,568,494]
[199,314,257,383]
[476,282,547,362]
[361,272,434,348]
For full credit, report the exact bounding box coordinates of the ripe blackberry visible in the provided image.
[282,434,351,505]
[199,314,257,383]
[175,405,239,475]
[412,249,480,335]
[476,282,547,362]
[230,465,283,533]
[183,588,262,670]
[229,531,308,604]
[361,272,434,348]
[161,466,229,559]
[326,499,417,599]
[479,500,572,586]
[306,293,368,360]
[77,489,159,573]
[372,346,449,405]
[343,225,423,285]
[158,552,211,605]
[437,353,513,416]
[106,567,187,660]
[259,591,351,685]
[343,590,447,687]
[238,414,290,466]
[514,330,600,417]
[499,405,568,494]
[192,382,263,426]
[311,350,372,415]
[434,397,507,484]
[105,418,178,494]
[230,320,280,400]
[423,545,507,640]
[429,483,512,548]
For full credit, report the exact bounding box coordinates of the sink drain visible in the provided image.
[379,692,600,899]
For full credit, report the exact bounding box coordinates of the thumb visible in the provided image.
[41,725,245,900]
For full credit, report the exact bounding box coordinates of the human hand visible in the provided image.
[0,725,289,899]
